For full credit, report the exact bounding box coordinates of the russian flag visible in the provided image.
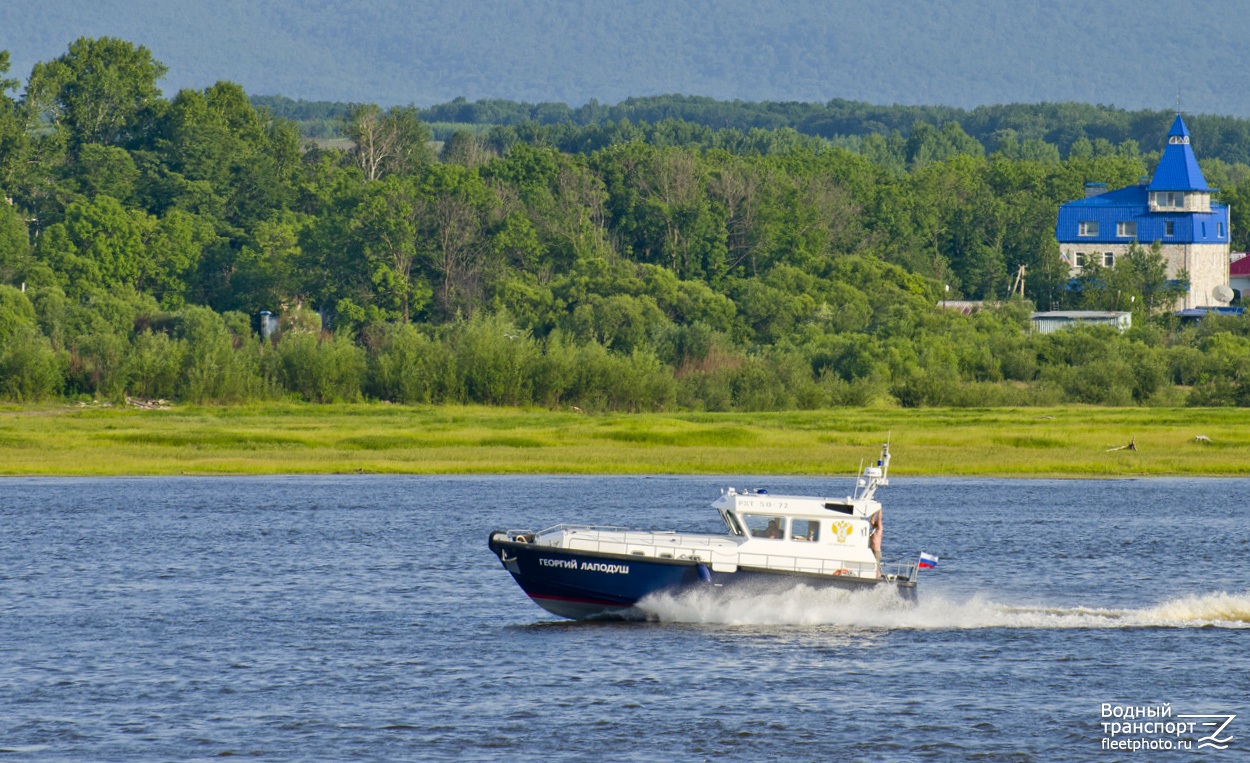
[918,552,939,569]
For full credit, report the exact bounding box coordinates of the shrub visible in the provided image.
[454,313,538,405]
[177,306,264,402]
[367,323,443,403]
[124,330,186,400]
[276,331,365,402]
[0,325,64,401]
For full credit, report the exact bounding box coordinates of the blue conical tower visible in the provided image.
[1148,115,1212,193]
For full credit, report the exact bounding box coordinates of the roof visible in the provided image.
[1060,184,1147,209]
[1148,115,1212,192]
[1231,255,1250,277]
[1177,307,1245,318]
[1032,311,1131,319]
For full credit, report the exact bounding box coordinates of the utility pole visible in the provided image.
[1011,264,1027,298]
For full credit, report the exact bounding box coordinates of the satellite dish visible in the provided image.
[1213,284,1235,304]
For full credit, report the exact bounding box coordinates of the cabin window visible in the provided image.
[791,519,821,542]
[742,513,786,540]
[1078,220,1098,236]
[722,511,745,536]
[1117,221,1136,238]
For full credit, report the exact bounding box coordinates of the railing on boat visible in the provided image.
[537,524,730,549]
[879,559,920,584]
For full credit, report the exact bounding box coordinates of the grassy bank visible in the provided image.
[1,403,1248,477]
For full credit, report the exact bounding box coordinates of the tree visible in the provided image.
[24,37,167,149]
[0,51,30,190]
[1112,241,1187,316]
[441,129,492,167]
[482,144,612,267]
[71,143,140,201]
[707,155,766,275]
[416,164,496,317]
[356,176,431,322]
[156,82,300,226]
[35,196,206,300]
[344,104,432,181]
[230,211,311,313]
[0,194,29,283]
[905,121,985,171]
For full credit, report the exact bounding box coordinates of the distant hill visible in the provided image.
[4,0,1249,116]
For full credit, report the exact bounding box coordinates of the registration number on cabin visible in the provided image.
[737,499,789,510]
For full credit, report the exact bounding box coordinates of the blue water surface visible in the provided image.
[1,476,1247,762]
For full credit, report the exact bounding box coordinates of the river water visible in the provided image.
[1,475,1247,761]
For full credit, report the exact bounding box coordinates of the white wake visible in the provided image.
[637,585,1250,629]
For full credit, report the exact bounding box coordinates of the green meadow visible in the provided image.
[0,403,1247,477]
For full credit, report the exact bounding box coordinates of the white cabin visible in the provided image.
[707,485,882,577]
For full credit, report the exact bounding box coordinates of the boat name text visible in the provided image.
[540,557,630,574]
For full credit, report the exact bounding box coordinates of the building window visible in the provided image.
[1074,253,1086,268]
[1155,191,1185,209]
[1079,220,1099,236]
[1104,252,1115,267]
[1202,222,1207,237]
[1117,221,1136,238]
[1165,220,1175,236]
[1218,222,1225,237]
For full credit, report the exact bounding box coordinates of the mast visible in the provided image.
[854,442,890,501]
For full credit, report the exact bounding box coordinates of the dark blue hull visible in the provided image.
[489,532,915,620]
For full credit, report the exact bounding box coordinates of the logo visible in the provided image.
[830,521,852,543]
[1101,704,1236,753]
[1177,714,1236,750]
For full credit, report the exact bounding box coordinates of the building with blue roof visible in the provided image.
[1055,115,1230,309]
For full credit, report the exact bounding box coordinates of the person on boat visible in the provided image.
[765,518,782,539]
[869,509,882,560]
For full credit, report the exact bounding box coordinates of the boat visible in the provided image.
[488,443,921,620]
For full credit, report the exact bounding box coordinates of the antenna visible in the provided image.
[1213,284,1234,305]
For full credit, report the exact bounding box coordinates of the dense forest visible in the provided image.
[258,93,1250,170]
[7,39,1250,410]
